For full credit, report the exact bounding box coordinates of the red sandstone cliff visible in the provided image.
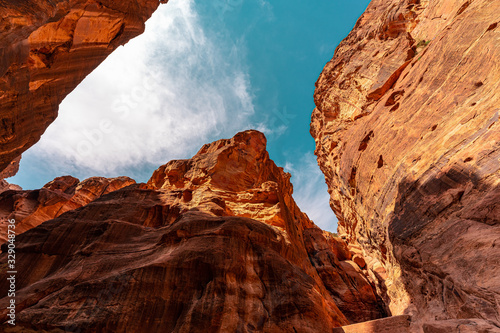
[311,0,500,331]
[0,0,165,174]
[1,0,498,331]
[0,130,386,331]
[0,175,135,242]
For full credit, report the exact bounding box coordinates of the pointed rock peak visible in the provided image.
[146,130,311,231]
[148,130,282,193]
[43,176,80,193]
[195,129,267,157]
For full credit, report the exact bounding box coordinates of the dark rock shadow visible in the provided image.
[388,162,500,330]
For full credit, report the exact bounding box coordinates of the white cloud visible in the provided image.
[255,123,287,141]
[30,0,254,176]
[285,152,338,232]
[10,0,339,235]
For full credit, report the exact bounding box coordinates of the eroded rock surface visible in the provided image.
[0,175,135,242]
[311,0,500,331]
[0,0,165,174]
[0,130,386,332]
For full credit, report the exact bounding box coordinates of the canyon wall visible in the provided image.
[1,0,498,331]
[0,0,165,174]
[311,0,500,331]
[0,130,386,331]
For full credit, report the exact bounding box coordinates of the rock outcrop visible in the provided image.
[311,0,500,331]
[0,175,135,242]
[0,130,386,332]
[0,156,21,180]
[0,0,165,174]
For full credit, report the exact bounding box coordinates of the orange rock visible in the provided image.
[0,131,386,330]
[0,156,21,180]
[311,0,500,330]
[0,176,135,242]
[303,228,387,323]
[147,130,387,323]
[0,180,21,194]
[148,130,316,233]
[0,0,164,174]
[352,254,366,269]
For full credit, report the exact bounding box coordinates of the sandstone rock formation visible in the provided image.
[332,315,411,333]
[0,130,386,332]
[0,0,166,174]
[311,0,500,331]
[0,175,135,242]
[0,156,21,180]
[0,180,21,194]
[0,156,21,194]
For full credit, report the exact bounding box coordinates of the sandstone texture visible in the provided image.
[332,314,411,333]
[0,131,386,332]
[0,156,21,180]
[0,0,166,174]
[0,175,135,242]
[311,0,500,331]
[0,180,21,195]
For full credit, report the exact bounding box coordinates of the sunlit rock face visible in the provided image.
[311,0,500,331]
[0,175,135,242]
[0,130,386,331]
[0,0,164,174]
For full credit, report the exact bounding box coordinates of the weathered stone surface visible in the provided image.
[422,319,500,333]
[0,180,21,195]
[303,228,387,323]
[0,0,165,174]
[1,207,346,332]
[0,131,386,331]
[0,175,135,242]
[148,130,317,234]
[0,155,20,180]
[312,0,500,331]
[332,315,411,333]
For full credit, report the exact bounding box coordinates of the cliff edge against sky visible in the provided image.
[0,0,165,174]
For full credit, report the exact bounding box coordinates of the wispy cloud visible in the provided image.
[28,0,254,177]
[284,152,338,232]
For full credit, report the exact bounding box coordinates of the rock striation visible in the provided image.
[0,175,135,242]
[0,130,386,332]
[0,0,166,174]
[311,0,500,331]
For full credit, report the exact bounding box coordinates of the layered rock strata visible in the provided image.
[0,0,165,174]
[311,0,500,331]
[0,175,135,242]
[0,130,386,332]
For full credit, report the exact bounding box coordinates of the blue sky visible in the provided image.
[9,0,369,231]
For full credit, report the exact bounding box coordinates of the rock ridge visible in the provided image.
[0,130,387,331]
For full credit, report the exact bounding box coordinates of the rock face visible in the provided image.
[0,156,21,180]
[0,175,135,242]
[0,0,165,174]
[311,0,500,331]
[0,130,386,332]
[332,315,411,333]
